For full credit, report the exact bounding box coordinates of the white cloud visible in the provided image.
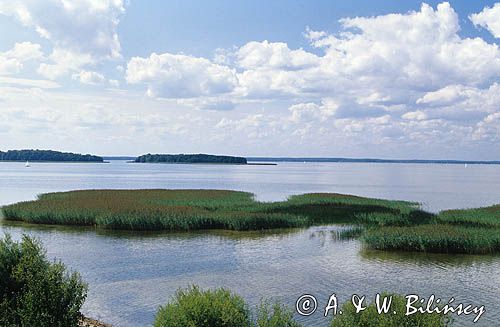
[0,42,43,74]
[126,53,239,98]
[416,84,475,106]
[0,0,124,59]
[37,48,93,80]
[470,3,500,38]
[288,100,338,123]
[0,0,125,80]
[237,40,319,70]
[0,76,60,88]
[402,110,428,121]
[308,2,499,90]
[72,70,106,85]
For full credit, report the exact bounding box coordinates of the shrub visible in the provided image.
[0,234,88,327]
[255,300,302,327]
[154,286,251,327]
[330,293,451,327]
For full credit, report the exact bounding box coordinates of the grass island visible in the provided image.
[2,189,499,255]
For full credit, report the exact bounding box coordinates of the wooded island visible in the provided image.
[134,153,247,164]
[0,150,104,162]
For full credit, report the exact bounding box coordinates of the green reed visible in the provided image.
[363,224,500,254]
[1,190,419,231]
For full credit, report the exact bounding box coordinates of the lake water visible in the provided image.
[0,161,499,326]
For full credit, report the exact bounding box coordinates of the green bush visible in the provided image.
[154,286,303,327]
[330,293,451,327]
[0,234,88,327]
[256,300,302,327]
[154,286,251,327]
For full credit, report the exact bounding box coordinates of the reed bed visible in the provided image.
[363,224,500,254]
[3,189,499,254]
[1,190,419,231]
[436,205,500,228]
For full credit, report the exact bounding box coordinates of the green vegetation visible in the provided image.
[154,286,301,327]
[2,189,499,254]
[154,286,250,327]
[363,225,500,254]
[0,234,88,327]
[436,205,500,228]
[361,204,500,254]
[135,153,247,164]
[1,190,419,231]
[330,293,450,327]
[255,301,301,327]
[0,149,103,162]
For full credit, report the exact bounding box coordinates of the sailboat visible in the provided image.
[25,160,30,167]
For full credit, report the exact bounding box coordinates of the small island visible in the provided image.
[134,153,247,164]
[0,150,104,162]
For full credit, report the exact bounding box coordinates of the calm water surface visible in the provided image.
[0,161,499,326]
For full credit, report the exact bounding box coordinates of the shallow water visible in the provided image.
[1,161,499,326]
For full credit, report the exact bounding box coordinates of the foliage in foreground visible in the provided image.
[330,293,451,327]
[154,286,301,327]
[0,234,88,327]
[154,286,250,327]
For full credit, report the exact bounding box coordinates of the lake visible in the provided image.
[1,161,499,326]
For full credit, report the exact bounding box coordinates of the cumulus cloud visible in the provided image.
[126,53,239,98]
[37,48,93,79]
[237,40,319,70]
[0,42,43,74]
[416,85,475,106]
[71,70,106,85]
[308,2,499,91]
[288,100,338,123]
[0,0,125,79]
[402,111,428,121]
[0,0,124,58]
[470,3,500,38]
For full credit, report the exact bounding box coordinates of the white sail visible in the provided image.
[25,161,30,167]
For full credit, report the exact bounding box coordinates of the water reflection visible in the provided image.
[1,221,498,327]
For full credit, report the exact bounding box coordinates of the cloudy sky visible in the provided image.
[0,1,499,159]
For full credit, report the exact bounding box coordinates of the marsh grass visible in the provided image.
[436,205,500,228]
[3,189,499,254]
[363,225,500,254]
[1,190,420,232]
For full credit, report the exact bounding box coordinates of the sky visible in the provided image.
[0,1,499,159]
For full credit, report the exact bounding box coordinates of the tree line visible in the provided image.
[0,150,103,162]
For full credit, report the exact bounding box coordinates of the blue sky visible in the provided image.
[0,1,499,159]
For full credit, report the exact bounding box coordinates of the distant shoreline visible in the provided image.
[128,161,277,166]
[0,160,109,163]
[246,157,500,165]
